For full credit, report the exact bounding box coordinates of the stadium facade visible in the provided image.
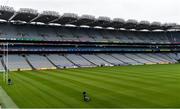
[0,5,180,71]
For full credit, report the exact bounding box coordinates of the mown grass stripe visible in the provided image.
[18,71,98,108]
[76,67,180,86]
[81,67,180,80]
[14,72,77,108]
[25,70,124,108]
[38,70,156,107]
[59,69,180,106]
[1,73,50,108]
[64,69,180,94]
[43,70,164,107]
[72,68,180,89]
[0,64,180,108]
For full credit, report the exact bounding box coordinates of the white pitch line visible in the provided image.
[0,86,18,108]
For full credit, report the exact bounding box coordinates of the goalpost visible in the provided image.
[3,43,9,84]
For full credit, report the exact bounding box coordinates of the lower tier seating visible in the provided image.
[0,53,179,71]
[47,54,76,68]
[3,55,32,71]
[26,55,55,70]
[65,54,93,67]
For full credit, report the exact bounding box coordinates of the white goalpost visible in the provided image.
[3,43,9,84]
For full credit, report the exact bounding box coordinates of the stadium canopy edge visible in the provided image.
[0,5,179,31]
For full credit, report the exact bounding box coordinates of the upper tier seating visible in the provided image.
[56,28,79,41]
[73,29,95,42]
[37,27,61,41]
[0,23,179,43]
[86,29,109,42]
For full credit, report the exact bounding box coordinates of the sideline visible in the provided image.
[0,86,18,108]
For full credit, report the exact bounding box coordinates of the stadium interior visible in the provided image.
[0,5,180,71]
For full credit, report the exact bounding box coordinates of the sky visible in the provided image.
[0,0,180,24]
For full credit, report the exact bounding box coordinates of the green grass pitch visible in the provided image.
[0,64,180,108]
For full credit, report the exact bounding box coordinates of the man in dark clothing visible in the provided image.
[8,78,13,85]
[82,91,90,102]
